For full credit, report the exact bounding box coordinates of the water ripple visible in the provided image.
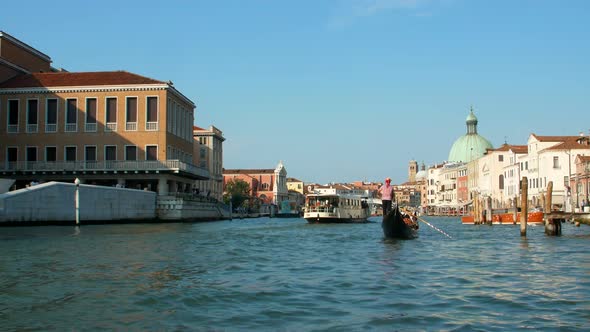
[1,218,589,331]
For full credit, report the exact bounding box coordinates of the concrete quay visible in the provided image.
[0,182,230,225]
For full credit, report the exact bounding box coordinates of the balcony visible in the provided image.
[26,124,38,133]
[1,159,210,180]
[65,123,77,132]
[46,123,57,133]
[105,123,117,132]
[7,125,18,133]
[85,123,97,132]
[126,122,137,131]
[146,122,158,131]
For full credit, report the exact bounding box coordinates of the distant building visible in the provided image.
[223,161,288,205]
[287,177,304,195]
[194,125,225,201]
[572,154,590,209]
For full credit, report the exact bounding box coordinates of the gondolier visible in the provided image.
[379,177,395,216]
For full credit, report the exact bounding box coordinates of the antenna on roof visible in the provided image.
[504,136,508,144]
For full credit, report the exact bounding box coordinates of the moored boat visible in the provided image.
[461,210,544,224]
[382,204,419,239]
[304,193,370,223]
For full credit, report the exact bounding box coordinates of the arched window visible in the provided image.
[499,175,504,190]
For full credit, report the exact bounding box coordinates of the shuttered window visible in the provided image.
[27,100,38,124]
[106,98,117,123]
[126,97,137,122]
[66,99,77,124]
[147,97,158,122]
[86,98,97,123]
[47,99,58,124]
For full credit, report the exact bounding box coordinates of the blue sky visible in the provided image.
[2,0,589,184]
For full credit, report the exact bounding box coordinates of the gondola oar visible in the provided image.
[416,216,453,239]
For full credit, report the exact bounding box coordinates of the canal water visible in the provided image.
[1,217,589,331]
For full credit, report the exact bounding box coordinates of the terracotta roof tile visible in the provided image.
[0,71,165,88]
[531,134,581,142]
[544,140,590,151]
[223,169,275,174]
[489,144,528,152]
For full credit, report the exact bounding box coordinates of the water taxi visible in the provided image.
[304,193,370,223]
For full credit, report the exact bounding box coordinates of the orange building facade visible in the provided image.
[0,32,209,194]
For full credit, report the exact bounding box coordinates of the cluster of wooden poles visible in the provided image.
[472,177,562,236]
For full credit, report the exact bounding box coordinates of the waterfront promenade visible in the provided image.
[1,217,589,331]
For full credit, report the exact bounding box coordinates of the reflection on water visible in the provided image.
[1,217,589,331]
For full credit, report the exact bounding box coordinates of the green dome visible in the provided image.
[448,108,493,163]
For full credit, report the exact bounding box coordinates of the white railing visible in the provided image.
[85,123,97,132]
[105,123,117,132]
[146,122,158,131]
[126,122,137,131]
[46,123,57,133]
[305,206,338,216]
[1,159,210,179]
[65,123,77,132]
[27,124,38,133]
[7,125,18,133]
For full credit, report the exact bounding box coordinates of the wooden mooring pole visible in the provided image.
[486,196,493,225]
[513,197,518,225]
[544,181,561,236]
[474,192,480,224]
[520,177,528,236]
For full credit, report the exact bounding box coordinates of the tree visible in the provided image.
[223,179,251,209]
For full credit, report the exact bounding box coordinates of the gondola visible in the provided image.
[382,204,419,239]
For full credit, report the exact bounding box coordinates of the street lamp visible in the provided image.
[74,178,80,226]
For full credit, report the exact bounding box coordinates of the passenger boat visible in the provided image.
[461,209,544,224]
[382,204,419,239]
[304,193,370,223]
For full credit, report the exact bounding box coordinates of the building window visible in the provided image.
[146,145,158,161]
[26,146,37,163]
[525,161,528,170]
[26,147,37,170]
[7,147,17,169]
[46,99,58,133]
[7,99,19,133]
[85,98,97,132]
[45,146,57,162]
[498,155,503,162]
[105,97,117,131]
[65,99,78,132]
[126,97,138,131]
[146,96,158,130]
[85,146,97,169]
[553,156,560,169]
[499,175,504,190]
[65,146,76,161]
[125,146,137,161]
[26,99,38,133]
[105,146,117,161]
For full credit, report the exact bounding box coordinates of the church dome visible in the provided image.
[415,163,427,181]
[448,108,493,163]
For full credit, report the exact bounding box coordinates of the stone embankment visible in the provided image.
[0,182,230,225]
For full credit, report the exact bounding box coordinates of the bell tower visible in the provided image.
[408,160,418,183]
